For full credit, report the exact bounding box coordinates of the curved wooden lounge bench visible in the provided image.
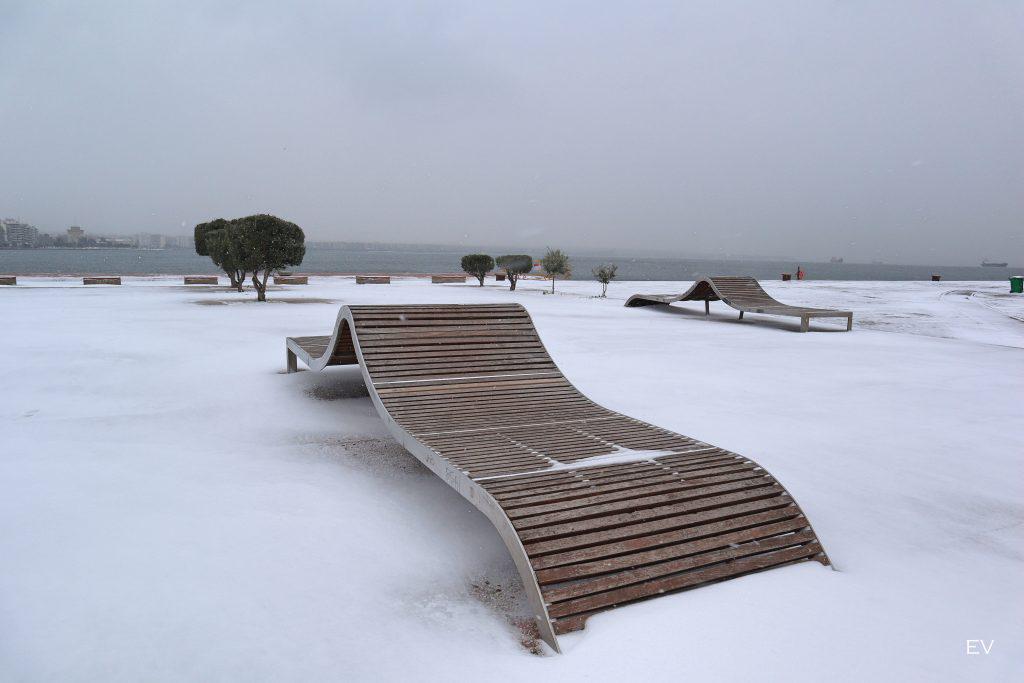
[625,276,853,332]
[286,304,828,651]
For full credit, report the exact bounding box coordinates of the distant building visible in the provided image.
[67,226,85,244]
[2,219,39,247]
[135,233,166,249]
[165,234,194,249]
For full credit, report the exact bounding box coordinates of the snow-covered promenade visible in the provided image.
[2,277,1021,680]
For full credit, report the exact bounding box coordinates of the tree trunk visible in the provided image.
[252,269,271,301]
[551,277,556,293]
[601,282,608,297]
[252,272,266,301]
[227,271,238,289]
[235,270,246,292]
[477,273,485,286]
[509,274,517,291]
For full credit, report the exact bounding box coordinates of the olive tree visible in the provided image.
[592,263,618,297]
[460,254,495,286]
[232,214,306,301]
[195,218,244,288]
[540,248,571,293]
[495,254,532,291]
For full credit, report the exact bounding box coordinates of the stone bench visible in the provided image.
[356,276,390,284]
[83,277,121,285]
[184,276,219,285]
[274,276,309,285]
[431,275,466,284]
[0,276,16,286]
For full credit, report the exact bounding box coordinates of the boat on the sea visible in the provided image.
[829,257,844,263]
[981,260,1008,267]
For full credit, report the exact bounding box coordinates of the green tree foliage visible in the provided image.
[495,254,532,291]
[194,222,211,255]
[194,218,228,256]
[592,263,618,297]
[204,223,247,292]
[540,248,571,293]
[232,214,306,301]
[195,218,242,287]
[460,254,495,286]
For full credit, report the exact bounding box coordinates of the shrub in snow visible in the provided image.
[495,254,532,291]
[461,254,495,286]
[541,248,571,293]
[592,263,617,297]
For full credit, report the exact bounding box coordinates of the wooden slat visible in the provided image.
[535,516,810,584]
[523,496,798,556]
[356,317,530,328]
[531,508,804,571]
[547,540,823,624]
[515,485,790,542]
[510,476,777,530]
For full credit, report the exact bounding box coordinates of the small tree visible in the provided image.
[195,218,243,288]
[461,254,495,286]
[233,214,306,301]
[204,224,247,292]
[592,263,618,297]
[495,254,532,291]
[540,248,570,293]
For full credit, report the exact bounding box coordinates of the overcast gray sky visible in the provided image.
[1,1,1021,264]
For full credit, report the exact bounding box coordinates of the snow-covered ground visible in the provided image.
[2,276,1021,681]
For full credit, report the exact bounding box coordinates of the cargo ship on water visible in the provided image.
[981,260,1008,267]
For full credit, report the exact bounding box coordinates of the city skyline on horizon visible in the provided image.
[1,213,1017,268]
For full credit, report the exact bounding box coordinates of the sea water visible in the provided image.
[0,246,1016,281]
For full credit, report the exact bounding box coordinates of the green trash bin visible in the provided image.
[1011,276,1024,294]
